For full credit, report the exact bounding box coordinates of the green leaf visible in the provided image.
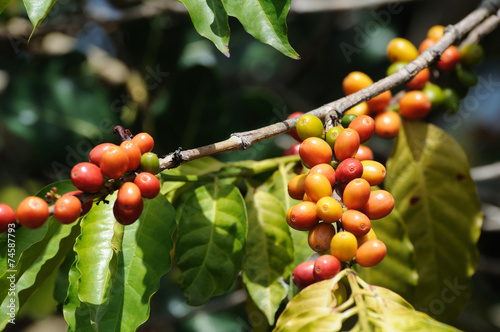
[355,206,418,303]
[224,0,299,59]
[0,219,80,330]
[74,195,118,306]
[175,183,247,305]
[243,190,294,325]
[0,0,12,15]
[386,122,482,322]
[22,0,58,35]
[274,270,460,332]
[63,257,93,332]
[274,275,345,331]
[66,194,176,331]
[179,0,230,56]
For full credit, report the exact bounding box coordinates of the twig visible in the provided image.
[470,161,500,181]
[159,0,500,171]
[460,8,500,47]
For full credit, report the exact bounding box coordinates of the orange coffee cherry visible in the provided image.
[308,223,336,253]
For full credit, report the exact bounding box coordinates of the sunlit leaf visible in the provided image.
[179,0,230,56]
[22,0,58,35]
[175,183,247,305]
[224,0,299,59]
[386,122,482,322]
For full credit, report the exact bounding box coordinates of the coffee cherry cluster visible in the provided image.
[286,113,393,290]
[337,25,484,140]
[0,131,161,232]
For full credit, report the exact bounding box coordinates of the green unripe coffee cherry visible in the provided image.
[442,88,461,113]
[140,152,160,174]
[386,61,407,76]
[422,82,446,108]
[325,126,343,150]
[340,114,357,128]
[296,114,324,140]
[460,43,484,67]
[456,64,478,87]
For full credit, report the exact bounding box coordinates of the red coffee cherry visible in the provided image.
[308,222,336,253]
[309,164,336,187]
[399,91,432,120]
[113,199,144,226]
[361,190,394,220]
[287,112,305,142]
[299,137,333,168]
[406,68,430,90]
[348,115,375,143]
[283,143,301,156]
[356,239,387,267]
[418,38,436,54]
[132,132,155,154]
[374,111,401,139]
[288,201,320,231]
[71,162,104,193]
[54,196,82,224]
[288,174,307,200]
[354,145,374,161]
[17,196,49,229]
[335,158,363,183]
[341,209,371,237]
[334,129,360,161]
[366,90,392,114]
[89,143,115,166]
[100,146,129,179]
[117,182,142,210]
[292,261,316,290]
[437,46,461,72]
[343,178,371,210]
[134,172,161,199]
[120,141,142,171]
[62,191,92,216]
[0,204,16,233]
[304,173,332,202]
[314,254,341,281]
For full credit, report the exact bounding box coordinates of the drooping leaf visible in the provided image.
[178,0,230,56]
[274,275,345,331]
[0,219,80,330]
[386,122,482,322]
[22,0,58,35]
[224,0,299,59]
[355,206,418,303]
[91,195,176,331]
[66,194,176,331]
[175,183,247,305]
[243,190,294,325]
[274,270,460,332]
[74,194,118,306]
[63,257,93,332]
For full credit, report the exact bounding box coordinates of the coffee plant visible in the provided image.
[1,0,499,331]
